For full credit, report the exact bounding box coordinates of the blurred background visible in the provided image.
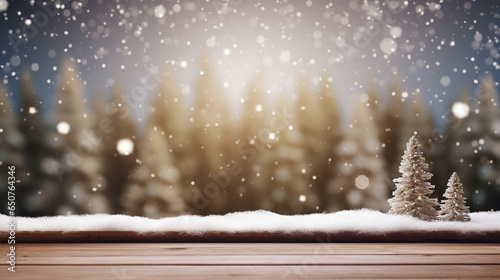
[0,0,499,217]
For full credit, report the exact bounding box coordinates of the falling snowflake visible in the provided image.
[0,0,8,12]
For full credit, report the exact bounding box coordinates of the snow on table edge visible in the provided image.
[1,209,499,234]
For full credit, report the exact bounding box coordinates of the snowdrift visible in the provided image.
[1,209,499,242]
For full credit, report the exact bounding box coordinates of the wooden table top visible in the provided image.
[1,243,500,279]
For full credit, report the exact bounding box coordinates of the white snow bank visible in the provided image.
[1,209,499,233]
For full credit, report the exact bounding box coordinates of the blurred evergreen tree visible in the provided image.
[380,78,407,181]
[251,91,318,214]
[102,83,139,213]
[149,67,195,204]
[49,58,109,215]
[234,68,269,212]
[121,117,185,218]
[190,53,234,214]
[0,85,25,215]
[326,97,388,212]
[448,75,500,211]
[17,70,54,216]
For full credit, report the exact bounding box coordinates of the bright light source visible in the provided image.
[355,175,369,189]
[56,121,71,135]
[116,138,134,156]
[299,195,306,202]
[269,132,276,140]
[255,104,263,112]
[154,4,166,18]
[451,102,470,119]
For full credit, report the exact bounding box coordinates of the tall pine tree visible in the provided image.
[190,53,234,214]
[447,75,500,211]
[150,66,195,194]
[326,97,388,212]
[317,75,342,211]
[50,58,109,215]
[381,78,407,180]
[18,70,53,216]
[234,68,269,212]
[251,90,318,214]
[295,74,330,211]
[102,83,139,213]
[121,118,185,218]
[0,85,25,214]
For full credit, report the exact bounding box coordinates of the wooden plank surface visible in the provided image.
[10,254,500,265]
[1,243,499,279]
[6,243,500,255]
[2,265,500,279]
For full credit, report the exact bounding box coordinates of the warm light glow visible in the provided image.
[452,102,470,119]
[299,195,306,202]
[154,5,166,18]
[255,104,263,112]
[56,121,70,135]
[355,175,369,189]
[28,107,37,114]
[268,132,276,140]
[116,138,134,156]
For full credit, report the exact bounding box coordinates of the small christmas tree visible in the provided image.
[439,172,471,222]
[388,135,439,221]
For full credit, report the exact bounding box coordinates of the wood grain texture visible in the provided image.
[1,243,499,279]
[1,230,499,242]
[4,243,500,255]
[1,265,500,280]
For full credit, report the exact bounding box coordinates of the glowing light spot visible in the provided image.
[269,132,276,140]
[440,76,451,87]
[0,0,9,12]
[299,195,306,202]
[355,175,370,189]
[279,50,291,62]
[206,37,216,48]
[255,104,263,112]
[172,4,181,13]
[154,5,166,18]
[451,102,470,119]
[56,121,71,135]
[380,38,398,55]
[359,93,369,103]
[28,107,37,114]
[256,35,266,44]
[390,26,402,38]
[116,138,134,156]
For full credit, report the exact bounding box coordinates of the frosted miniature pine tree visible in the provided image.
[388,135,439,221]
[439,172,471,222]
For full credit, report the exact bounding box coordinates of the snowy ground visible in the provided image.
[1,209,500,234]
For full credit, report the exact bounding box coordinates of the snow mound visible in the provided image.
[1,209,499,233]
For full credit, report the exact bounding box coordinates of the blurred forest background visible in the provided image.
[1,56,499,218]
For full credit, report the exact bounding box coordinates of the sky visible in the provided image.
[0,0,499,124]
